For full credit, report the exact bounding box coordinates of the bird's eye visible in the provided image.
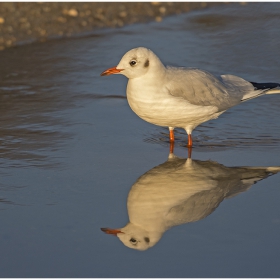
[129,60,137,67]
[130,238,138,245]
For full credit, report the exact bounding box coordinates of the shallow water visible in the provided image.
[0,2,280,277]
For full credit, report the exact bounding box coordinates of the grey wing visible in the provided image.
[165,67,256,111]
[165,188,224,226]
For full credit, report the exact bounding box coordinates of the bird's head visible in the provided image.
[100,47,165,79]
[101,222,163,251]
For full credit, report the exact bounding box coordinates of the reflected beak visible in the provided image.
[100,66,124,76]
[101,228,124,236]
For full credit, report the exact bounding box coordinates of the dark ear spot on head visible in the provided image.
[144,237,150,243]
[144,59,149,68]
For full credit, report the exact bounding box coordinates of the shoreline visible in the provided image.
[0,2,225,50]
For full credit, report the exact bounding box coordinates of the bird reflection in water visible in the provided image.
[101,151,280,251]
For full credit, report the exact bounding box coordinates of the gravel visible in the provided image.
[0,2,224,50]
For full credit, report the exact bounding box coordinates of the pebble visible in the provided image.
[159,7,166,14]
[0,17,5,24]
[95,14,105,21]
[19,17,28,23]
[119,11,127,18]
[7,26,13,32]
[63,8,78,17]
[57,17,67,23]
[5,39,13,46]
[21,22,31,29]
[96,8,103,14]
[155,16,162,22]
[39,29,47,36]
[43,7,51,12]
[68,9,78,17]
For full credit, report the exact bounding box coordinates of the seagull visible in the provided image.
[101,153,280,251]
[101,47,280,148]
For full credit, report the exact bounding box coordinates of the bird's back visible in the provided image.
[165,67,257,111]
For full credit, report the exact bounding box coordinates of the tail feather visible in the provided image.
[266,166,280,173]
[241,81,280,101]
[250,81,280,94]
[241,166,280,174]
[265,88,280,94]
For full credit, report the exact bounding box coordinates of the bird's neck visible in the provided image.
[128,64,166,90]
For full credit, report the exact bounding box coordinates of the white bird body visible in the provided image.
[126,67,227,133]
[101,47,280,146]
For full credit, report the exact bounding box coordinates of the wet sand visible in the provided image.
[0,2,224,50]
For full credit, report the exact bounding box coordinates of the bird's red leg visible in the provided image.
[188,147,192,158]
[169,129,175,153]
[169,129,175,154]
[187,134,193,148]
[169,141,174,154]
[169,129,175,142]
[187,134,193,158]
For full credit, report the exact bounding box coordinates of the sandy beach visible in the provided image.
[0,2,223,50]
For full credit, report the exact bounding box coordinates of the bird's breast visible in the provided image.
[126,81,219,128]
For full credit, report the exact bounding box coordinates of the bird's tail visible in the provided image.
[241,166,280,173]
[241,81,280,101]
[250,82,280,94]
[266,88,280,94]
[266,166,280,173]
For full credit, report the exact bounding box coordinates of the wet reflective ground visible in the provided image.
[1,3,280,277]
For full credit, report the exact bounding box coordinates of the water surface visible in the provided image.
[0,3,280,277]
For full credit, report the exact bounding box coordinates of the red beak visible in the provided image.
[101,228,124,236]
[100,66,123,76]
